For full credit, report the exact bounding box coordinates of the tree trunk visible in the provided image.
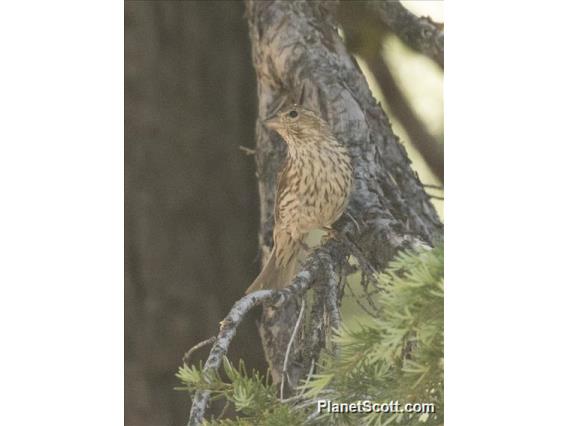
[125,2,263,425]
[245,0,442,391]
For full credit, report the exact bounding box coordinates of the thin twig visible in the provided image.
[428,194,444,201]
[278,360,316,404]
[346,281,380,318]
[188,244,331,426]
[238,145,256,155]
[306,408,321,423]
[279,393,306,405]
[300,359,316,397]
[335,232,380,279]
[423,183,443,190]
[361,272,382,316]
[281,298,306,400]
[182,336,217,365]
[371,0,444,68]
[216,400,231,421]
[292,390,335,410]
[350,284,381,300]
[345,211,361,233]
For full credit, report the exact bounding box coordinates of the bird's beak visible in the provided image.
[263,115,282,131]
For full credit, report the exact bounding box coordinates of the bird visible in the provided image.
[246,104,353,293]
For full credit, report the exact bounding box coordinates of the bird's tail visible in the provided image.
[245,242,300,294]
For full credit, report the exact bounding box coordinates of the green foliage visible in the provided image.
[176,357,309,425]
[178,246,443,425]
[304,245,444,425]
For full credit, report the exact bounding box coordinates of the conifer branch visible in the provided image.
[246,0,442,395]
[187,243,336,425]
[179,247,443,425]
[371,0,444,68]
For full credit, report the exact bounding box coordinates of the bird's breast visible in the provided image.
[283,145,352,229]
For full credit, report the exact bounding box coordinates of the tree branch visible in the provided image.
[367,53,443,182]
[187,241,338,426]
[370,0,444,68]
[181,2,444,424]
[337,1,444,182]
[245,0,442,402]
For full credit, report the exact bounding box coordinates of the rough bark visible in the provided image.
[337,1,444,183]
[188,251,326,425]
[372,0,444,68]
[368,53,443,182]
[125,2,263,425]
[245,0,442,399]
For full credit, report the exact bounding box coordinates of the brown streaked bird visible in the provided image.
[246,105,353,294]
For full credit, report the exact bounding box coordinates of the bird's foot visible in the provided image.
[322,226,339,242]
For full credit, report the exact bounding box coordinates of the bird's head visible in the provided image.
[263,105,331,145]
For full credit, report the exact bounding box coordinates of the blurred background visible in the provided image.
[125,1,443,425]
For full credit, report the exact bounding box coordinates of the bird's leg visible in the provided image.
[322,226,338,242]
[322,211,362,242]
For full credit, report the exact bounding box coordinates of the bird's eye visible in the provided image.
[288,110,298,119]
